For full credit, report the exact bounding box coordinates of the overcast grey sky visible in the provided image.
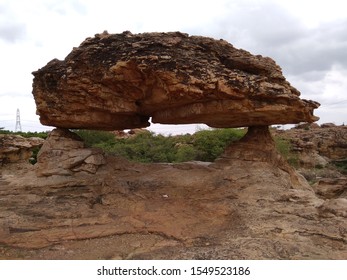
[0,0,346,133]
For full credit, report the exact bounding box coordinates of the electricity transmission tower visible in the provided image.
[15,108,22,132]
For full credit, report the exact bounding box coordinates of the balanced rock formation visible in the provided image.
[32,31,319,130]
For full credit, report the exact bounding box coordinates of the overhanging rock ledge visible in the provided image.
[32,31,319,130]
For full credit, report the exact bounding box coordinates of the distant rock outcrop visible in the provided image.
[32,31,319,130]
[0,134,44,164]
[275,124,347,167]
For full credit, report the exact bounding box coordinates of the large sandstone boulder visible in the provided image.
[32,31,319,130]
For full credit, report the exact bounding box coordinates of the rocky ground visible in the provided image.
[0,126,346,259]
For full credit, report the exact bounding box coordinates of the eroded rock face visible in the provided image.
[32,31,319,130]
[0,134,44,164]
[0,126,346,259]
[35,128,105,176]
[314,177,347,199]
[275,124,347,167]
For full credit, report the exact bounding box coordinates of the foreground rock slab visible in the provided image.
[0,127,345,259]
[32,31,319,130]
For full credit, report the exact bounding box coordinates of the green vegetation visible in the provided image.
[73,130,115,147]
[29,147,41,165]
[75,128,302,165]
[332,159,347,175]
[0,130,48,139]
[274,137,299,167]
[75,128,246,163]
[2,128,301,166]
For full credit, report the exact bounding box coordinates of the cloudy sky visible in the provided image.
[0,0,346,133]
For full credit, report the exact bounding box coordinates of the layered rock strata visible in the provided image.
[0,126,345,259]
[274,124,347,167]
[0,134,44,164]
[32,31,319,130]
[35,128,105,176]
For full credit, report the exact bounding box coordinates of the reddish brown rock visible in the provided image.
[32,31,319,130]
[1,126,346,259]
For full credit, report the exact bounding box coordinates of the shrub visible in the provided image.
[74,130,115,147]
[191,128,245,161]
[76,128,246,163]
[29,147,41,165]
[175,144,197,162]
[68,128,300,166]
[2,128,302,166]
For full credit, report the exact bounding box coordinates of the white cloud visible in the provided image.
[287,64,347,125]
[275,0,347,28]
[0,1,26,43]
[0,0,346,132]
[0,23,26,43]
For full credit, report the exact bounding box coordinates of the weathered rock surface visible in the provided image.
[1,127,346,259]
[314,178,347,199]
[216,126,306,187]
[35,128,105,176]
[32,31,319,130]
[275,124,347,167]
[318,198,347,218]
[0,134,44,164]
